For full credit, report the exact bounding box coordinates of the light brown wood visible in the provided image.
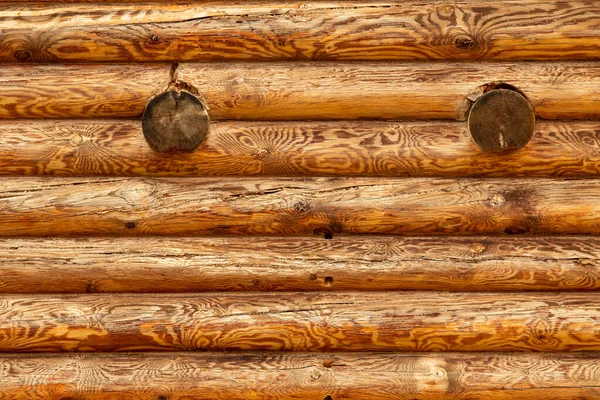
[2,120,600,177]
[0,176,599,236]
[3,236,600,293]
[0,64,170,119]
[0,62,599,119]
[2,352,600,399]
[0,1,598,62]
[2,292,600,352]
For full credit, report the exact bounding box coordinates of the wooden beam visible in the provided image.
[2,292,600,352]
[2,236,600,293]
[0,62,598,119]
[2,352,600,399]
[1,176,600,236]
[0,1,598,62]
[2,120,600,177]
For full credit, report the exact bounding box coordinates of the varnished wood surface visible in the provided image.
[0,1,598,62]
[2,292,600,352]
[3,120,600,177]
[0,64,169,119]
[1,176,600,236]
[2,352,600,399]
[1,62,599,119]
[4,236,600,293]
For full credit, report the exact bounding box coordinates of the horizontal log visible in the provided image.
[1,62,599,119]
[3,236,600,293]
[2,352,600,399]
[1,177,600,236]
[0,1,598,63]
[2,120,600,177]
[2,292,600,352]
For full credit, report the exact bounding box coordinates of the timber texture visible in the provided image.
[3,236,600,293]
[0,62,599,120]
[0,1,598,62]
[2,0,600,398]
[2,352,600,399]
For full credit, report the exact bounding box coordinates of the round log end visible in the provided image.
[142,90,209,152]
[468,89,535,153]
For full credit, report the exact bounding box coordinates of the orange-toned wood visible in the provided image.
[0,177,599,236]
[1,292,600,352]
[2,120,600,177]
[2,352,600,399]
[0,1,598,62]
[0,62,599,119]
[2,236,600,293]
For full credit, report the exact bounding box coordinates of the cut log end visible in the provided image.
[142,90,209,152]
[468,88,535,153]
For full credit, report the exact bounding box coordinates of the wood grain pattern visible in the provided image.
[0,64,169,119]
[0,1,598,62]
[2,292,600,352]
[3,236,600,293]
[0,176,600,236]
[1,62,599,119]
[178,61,600,121]
[3,120,600,177]
[2,352,600,399]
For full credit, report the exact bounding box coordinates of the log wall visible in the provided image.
[1,1,600,398]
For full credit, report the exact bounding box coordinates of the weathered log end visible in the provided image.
[468,88,535,153]
[142,90,209,152]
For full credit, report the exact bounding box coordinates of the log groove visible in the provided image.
[0,1,598,62]
[1,352,600,399]
[3,236,600,293]
[2,120,600,177]
[0,62,599,119]
[2,292,600,352]
[0,177,599,236]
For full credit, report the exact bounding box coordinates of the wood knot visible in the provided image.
[125,221,136,229]
[488,193,506,207]
[469,242,486,254]
[254,148,270,160]
[142,90,209,152]
[310,370,321,380]
[294,200,310,213]
[323,359,334,368]
[14,49,31,61]
[150,35,160,43]
[454,36,474,49]
[468,88,535,153]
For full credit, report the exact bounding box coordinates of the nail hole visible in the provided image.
[324,232,333,240]
[324,396,333,400]
[125,221,136,229]
[150,35,159,43]
[158,397,167,400]
[538,335,545,340]
[324,276,333,286]
[323,359,334,368]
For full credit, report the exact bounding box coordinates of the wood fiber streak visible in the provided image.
[0,62,599,119]
[0,64,169,119]
[179,61,600,120]
[3,120,600,177]
[0,1,598,62]
[4,236,600,293]
[2,292,600,352]
[0,177,599,236]
[2,352,600,399]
